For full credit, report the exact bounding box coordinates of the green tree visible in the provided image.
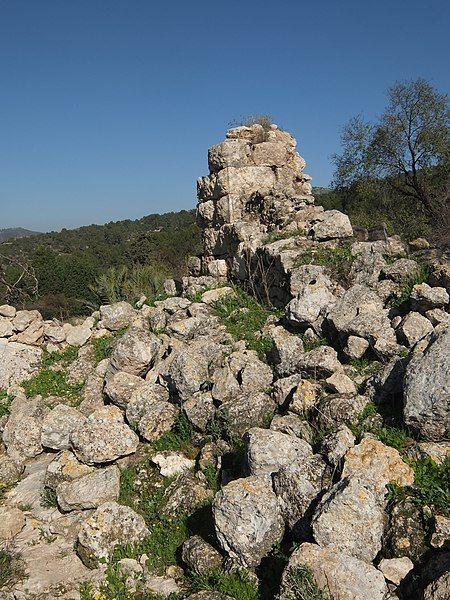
[333,78,450,219]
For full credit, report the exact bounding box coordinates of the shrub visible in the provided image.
[41,486,58,508]
[151,411,195,454]
[389,264,430,309]
[264,228,304,244]
[230,114,275,132]
[90,264,169,305]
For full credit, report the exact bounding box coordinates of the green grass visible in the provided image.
[41,346,79,367]
[0,550,24,589]
[22,368,83,402]
[293,245,354,281]
[388,457,450,513]
[213,287,280,359]
[151,411,195,454]
[0,389,12,417]
[263,228,305,244]
[302,336,328,353]
[349,402,413,451]
[203,464,221,493]
[91,327,127,363]
[80,563,182,599]
[288,565,333,600]
[389,264,429,309]
[189,568,259,600]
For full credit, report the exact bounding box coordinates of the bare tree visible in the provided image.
[0,252,39,305]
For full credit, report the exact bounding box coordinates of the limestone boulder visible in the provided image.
[0,341,42,388]
[410,283,449,312]
[404,327,450,440]
[99,302,136,331]
[70,405,139,465]
[56,465,120,512]
[312,477,385,562]
[396,311,433,347]
[243,427,312,476]
[213,475,284,568]
[278,543,388,600]
[108,328,161,377]
[181,535,223,574]
[41,404,87,450]
[77,501,149,567]
[311,210,353,241]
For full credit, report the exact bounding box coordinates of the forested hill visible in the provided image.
[0,227,40,242]
[0,209,202,318]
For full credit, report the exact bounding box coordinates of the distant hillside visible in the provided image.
[0,227,40,242]
[0,209,202,318]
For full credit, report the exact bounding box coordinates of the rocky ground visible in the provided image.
[0,123,449,600]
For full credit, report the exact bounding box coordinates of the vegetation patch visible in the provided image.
[213,287,280,359]
[0,549,24,589]
[41,486,58,508]
[288,564,333,600]
[22,368,83,402]
[263,228,304,244]
[389,264,430,309]
[293,246,354,283]
[0,389,12,417]
[42,345,79,368]
[91,327,127,363]
[151,411,195,455]
[189,568,259,600]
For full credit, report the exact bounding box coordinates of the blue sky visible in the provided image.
[1,0,449,232]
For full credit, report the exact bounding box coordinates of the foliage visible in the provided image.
[41,486,58,508]
[288,565,333,600]
[0,550,24,589]
[42,345,79,367]
[333,78,450,222]
[90,264,169,305]
[389,264,429,308]
[203,464,221,493]
[91,328,127,363]
[264,228,304,244]
[213,287,279,359]
[22,368,83,401]
[151,411,195,454]
[0,389,12,417]
[388,457,450,513]
[293,246,354,283]
[189,568,259,600]
[0,209,200,318]
[229,114,276,132]
[302,336,328,353]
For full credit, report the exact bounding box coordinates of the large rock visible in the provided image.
[410,283,449,312]
[104,371,145,409]
[311,210,353,240]
[108,328,161,377]
[70,405,139,464]
[278,542,388,600]
[311,477,385,562]
[2,397,44,462]
[56,465,120,511]
[0,341,42,388]
[181,535,223,574]
[99,302,136,330]
[396,311,433,347]
[45,450,94,490]
[213,475,284,568]
[243,427,312,476]
[125,382,177,442]
[77,501,149,567]
[273,455,329,534]
[41,404,87,450]
[424,569,450,600]
[404,327,450,440]
[342,438,414,495]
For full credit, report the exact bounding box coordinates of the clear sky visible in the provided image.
[1,0,449,232]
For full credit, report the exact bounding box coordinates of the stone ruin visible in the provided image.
[184,123,361,306]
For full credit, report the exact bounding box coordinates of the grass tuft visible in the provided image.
[213,287,280,359]
[41,346,79,367]
[0,389,12,417]
[22,369,83,402]
[293,246,354,282]
[91,327,127,363]
[288,564,333,600]
[189,568,259,600]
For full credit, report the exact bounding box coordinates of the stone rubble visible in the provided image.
[0,122,448,599]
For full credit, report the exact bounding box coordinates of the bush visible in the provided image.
[229,114,275,132]
[90,264,169,305]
